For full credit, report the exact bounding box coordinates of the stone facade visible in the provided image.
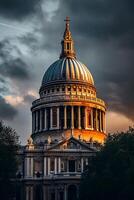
[17,17,106,200]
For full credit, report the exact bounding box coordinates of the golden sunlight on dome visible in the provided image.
[31,16,106,145]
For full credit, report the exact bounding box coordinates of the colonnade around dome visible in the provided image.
[32,81,106,143]
[32,78,106,143]
[32,105,106,134]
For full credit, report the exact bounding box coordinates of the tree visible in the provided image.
[0,121,20,200]
[79,127,134,200]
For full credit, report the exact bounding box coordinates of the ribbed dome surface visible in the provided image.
[42,57,94,86]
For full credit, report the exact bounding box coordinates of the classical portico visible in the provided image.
[23,136,95,200]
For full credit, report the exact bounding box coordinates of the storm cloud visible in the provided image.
[0,96,18,120]
[28,0,134,51]
[20,0,133,121]
[0,58,30,80]
[62,0,134,41]
[0,0,133,142]
[18,0,134,121]
[23,94,36,104]
[0,0,42,20]
[56,0,134,121]
[0,39,30,80]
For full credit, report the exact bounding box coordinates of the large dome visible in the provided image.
[31,17,106,145]
[42,57,94,86]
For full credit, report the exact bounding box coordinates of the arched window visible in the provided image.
[67,42,70,50]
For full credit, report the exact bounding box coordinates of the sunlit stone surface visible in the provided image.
[17,17,106,200]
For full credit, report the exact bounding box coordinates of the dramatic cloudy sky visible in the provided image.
[0,0,134,144]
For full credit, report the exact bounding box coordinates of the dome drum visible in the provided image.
[31,96,105,110]
[40,81,96,94]
[31,104,106,144]
[39,82,96,100]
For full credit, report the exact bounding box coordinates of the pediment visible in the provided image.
[48,137,94,151]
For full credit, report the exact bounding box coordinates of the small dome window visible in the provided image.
[57,87,60,92]
[67,43,70,50]
[68,87,71,91]
[62,87,65,91]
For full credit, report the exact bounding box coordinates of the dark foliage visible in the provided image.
[79,127,134,200]
[0,121,20,199]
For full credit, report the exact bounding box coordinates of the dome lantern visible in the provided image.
[60,16,76,59]
[41,16,95,88]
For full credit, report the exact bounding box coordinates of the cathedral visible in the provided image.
[18,17,106,200]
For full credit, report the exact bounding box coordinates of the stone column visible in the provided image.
[44,157,47,176]
[101,111,103,131]
[50,107,53,129]
[103,112,106,133]
[64,185,67,200]
[34,111,36,132]
[34,112,36,132]
[30,157,33,177]
[58,157,61,173]
[95,109,98,131]
[102,111,105,132]
[26,186,29,200]
[42,108,44,130]
[44,108,47,130]
[99,110,102,131]
[48,157,50,175]
[64,106,67,129]
[25,157,33,177]
[84,107,87,129]
[30,186,33,200]
[25,157,29,177]
[35,110,38,132]
[81,157,84,172]
[32,112,34,133]
[40,109,43,131]
[71,106,74,129]
[57,107,59,129]
[91,108,93,130]
[26,186,33,200]
[54,157,57,174]
[78,106,81,129]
